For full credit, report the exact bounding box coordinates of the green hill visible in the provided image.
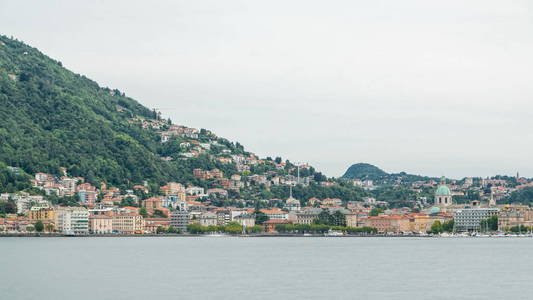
[342,163,438,185]
[342,163,388,179]
[0,35,210,186]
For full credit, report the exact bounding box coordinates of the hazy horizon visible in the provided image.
[1,0,532,179]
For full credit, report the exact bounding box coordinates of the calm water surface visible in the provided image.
[1,237,532,300]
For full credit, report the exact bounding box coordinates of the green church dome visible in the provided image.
[429,206,441,214]
[435,185,452,196]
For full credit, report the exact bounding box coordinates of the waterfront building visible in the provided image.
[259,209,289,220]
[144,218,170,233]
[55,207,90,235]
[199,212,218,227]
[216,209,231,226]
[170,210,189,232]
[296,208,322,225]
[358,215,410,233]
[234,214,256,227]
[27,206,55,222]
[0,216,32,232]
[89,215,113,234]
[497,206,533,230]
[454,208,499,232]
[264,219,292,233]
[112,213,144,234]
[406,213,452,233]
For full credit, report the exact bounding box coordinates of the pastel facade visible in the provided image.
[112,213,144,234]
[55,207,90,235]
[89,215,113,234]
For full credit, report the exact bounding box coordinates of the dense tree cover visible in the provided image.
[504,187,533,205]
[312,210,346,226]
[0,35,184,186]
[46,195,80,207]
[369,208,384,216]
[253,210,269,225]
[508,225,533,233]
[0,200,16,215]
[479,216,498,232]
[342,163,388,179]
[342,163,438,184]
[453,190,481,204]
[428,220,455,234]
[156,226,181,234]
[370,185,433,207]
[0,164,33,193]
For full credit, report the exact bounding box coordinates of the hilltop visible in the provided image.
[342,163,388,180]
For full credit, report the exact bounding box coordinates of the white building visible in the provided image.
[0,193,47,214]
[55,207,90,235]
[234,214,256,227]
[454,208,499,232]
[199,212,218,227]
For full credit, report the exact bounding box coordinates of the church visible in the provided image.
[434,177,453,207]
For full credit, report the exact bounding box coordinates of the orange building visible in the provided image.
[264,219,292,233]
[358,215,411,233]
[142,197,163,214]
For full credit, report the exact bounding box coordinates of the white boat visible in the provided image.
[205,233,227,237]
[325,230,344,237]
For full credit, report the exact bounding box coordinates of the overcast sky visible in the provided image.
[1,0,533,179]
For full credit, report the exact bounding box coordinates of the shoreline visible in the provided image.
[0,233,529,238]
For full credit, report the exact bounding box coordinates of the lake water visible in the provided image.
[1,237,532,300]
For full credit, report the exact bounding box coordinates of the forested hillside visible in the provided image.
[0,35,343,202]
[0,35,185,185]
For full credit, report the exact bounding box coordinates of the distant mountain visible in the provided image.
[342,163,387,179]
[342,163,437,184]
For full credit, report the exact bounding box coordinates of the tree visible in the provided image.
[45,224,54,232]
[253,210,269,225]
[34,221,44,232]
[0,201,17,214]
[429,221,443,234]
[156,226,166,234]
[369,208,383,217]
[487,215,498,231]
[120,196,137,207]
[442,220,454,232]
[166,226,180,234]
[26,226,35,233]
[139,207,148,218]
[187,223,205,234]
[246,225,264,233]
[314,210,331,225]
[331,210,346,227]
[223,222,243,234]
